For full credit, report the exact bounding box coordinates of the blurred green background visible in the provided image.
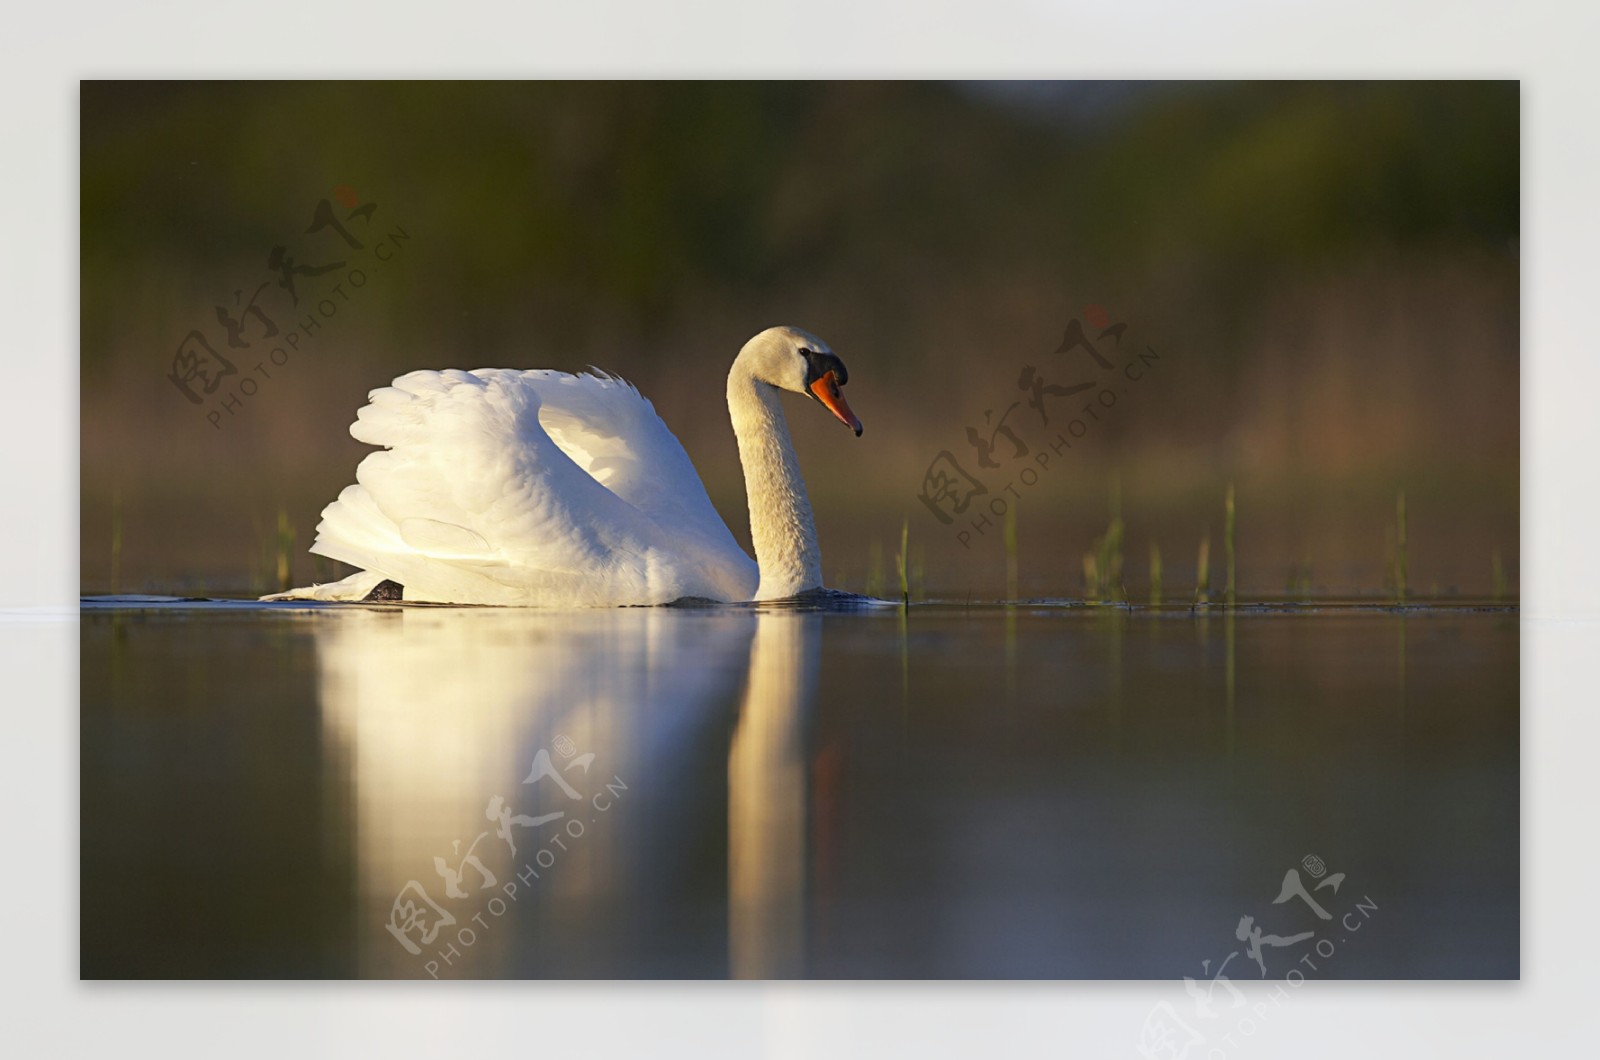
[80,81,1519,600]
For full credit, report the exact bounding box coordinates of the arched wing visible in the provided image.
[483,368,735,537]
[307,368,753,605]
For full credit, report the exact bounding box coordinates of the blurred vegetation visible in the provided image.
[80,81,1518,599]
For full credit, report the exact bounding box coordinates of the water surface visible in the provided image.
[80,598,1518,978]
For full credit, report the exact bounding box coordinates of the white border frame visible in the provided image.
[6,1,1596,1055]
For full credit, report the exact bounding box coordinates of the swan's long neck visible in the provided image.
[727,364,822,600]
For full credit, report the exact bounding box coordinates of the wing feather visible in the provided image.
[306,367,756,605]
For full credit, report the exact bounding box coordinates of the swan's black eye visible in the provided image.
[799,346,847,389]
[799,348,819,385]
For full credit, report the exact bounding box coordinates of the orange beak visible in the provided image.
[809,370,863,437]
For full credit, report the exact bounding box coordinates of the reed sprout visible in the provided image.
[1394,489,1408,604]
[1097,520,1125,603]
[275,506,295,594]
[110,491,123,596]
[1083,479,1125,604]
[1224,482,1236,606]
[896,517,910,608]
[1287,560,1313,599]
[1003,503,1018,601]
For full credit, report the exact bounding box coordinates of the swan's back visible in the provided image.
[302,368,757,606]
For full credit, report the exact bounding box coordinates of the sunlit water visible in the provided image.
[80,598,1518,978]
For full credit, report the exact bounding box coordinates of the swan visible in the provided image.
[265,325,863,607]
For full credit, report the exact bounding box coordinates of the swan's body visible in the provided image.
[266,326,862,607]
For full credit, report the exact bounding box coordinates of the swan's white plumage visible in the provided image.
[267,326,860,607]
[281,368,757,606]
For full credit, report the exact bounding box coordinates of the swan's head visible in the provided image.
[738,325,863,436]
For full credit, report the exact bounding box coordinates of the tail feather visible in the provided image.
[309,483,410,576]
[262,568,387,602]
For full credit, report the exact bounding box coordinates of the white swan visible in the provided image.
[266,325,863,606]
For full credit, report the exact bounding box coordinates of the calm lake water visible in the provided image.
[79,598,1519,979]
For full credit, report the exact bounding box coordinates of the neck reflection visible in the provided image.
[728,611,821,978]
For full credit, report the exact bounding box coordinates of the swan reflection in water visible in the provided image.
[311,604,821,978]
